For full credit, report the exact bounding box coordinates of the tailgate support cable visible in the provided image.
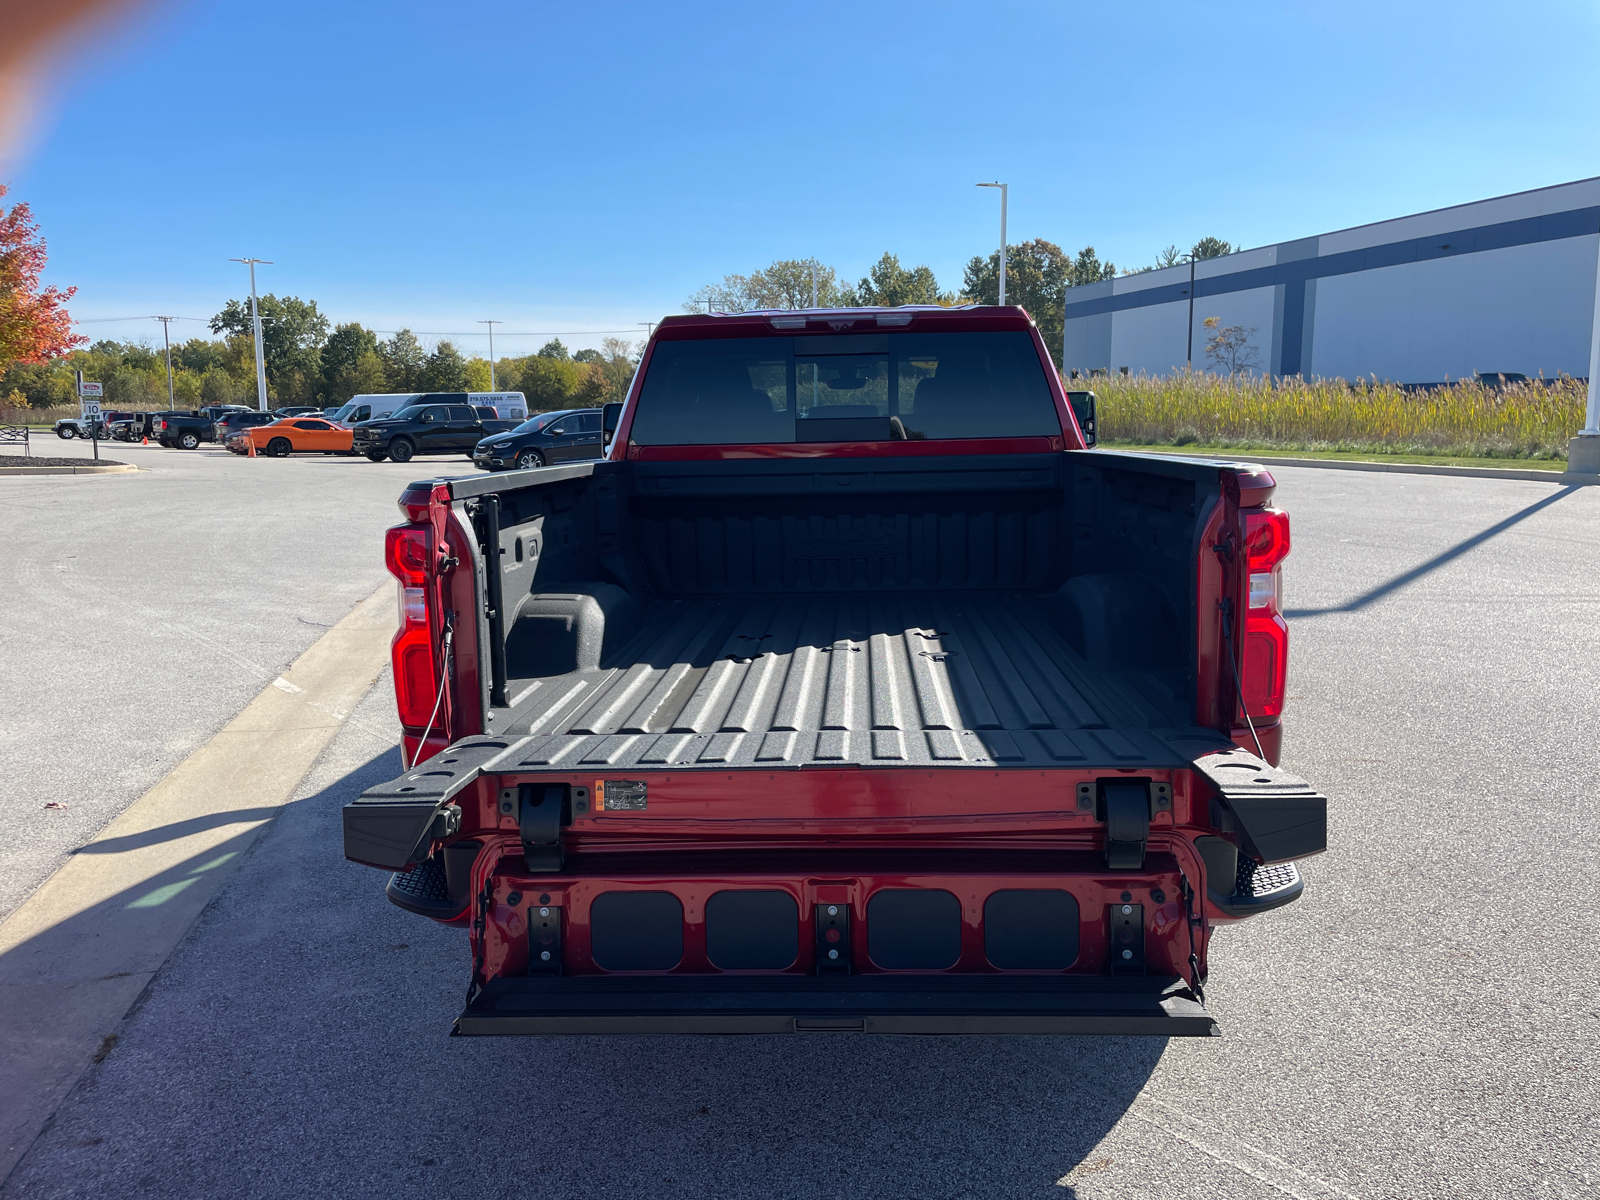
[401,614,454,773]
[1218,597,1266,760]
[1178,872,1207,1006]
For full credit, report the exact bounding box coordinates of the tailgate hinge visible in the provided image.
[1099,779,1164,870]
[518,783,568,873]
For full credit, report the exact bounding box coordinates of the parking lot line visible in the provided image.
[0,581,396,1181]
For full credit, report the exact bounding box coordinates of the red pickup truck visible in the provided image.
[343,305,1326,1036]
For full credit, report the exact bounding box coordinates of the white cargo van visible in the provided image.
[325,394,421,425]
[327,392,527,425]
[468,392,528,421]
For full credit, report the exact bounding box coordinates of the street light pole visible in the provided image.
[153,315,176,405]
[1186,254,1197,368]
[1573,245,1600,473]
[976,182,1008,305]
[229,257,272,411]
[478,320,500,389]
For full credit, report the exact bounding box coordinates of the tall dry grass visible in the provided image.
[1,399,178,427]
[1093,372,1585,460]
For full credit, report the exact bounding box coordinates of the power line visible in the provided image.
[71,315,649,337]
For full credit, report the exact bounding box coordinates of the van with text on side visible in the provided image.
[343,304,1327,1038]
[468,392,529,422]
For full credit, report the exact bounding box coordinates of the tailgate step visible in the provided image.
[454,974,1217,1037]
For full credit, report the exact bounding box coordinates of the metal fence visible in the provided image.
[0,425,30,457]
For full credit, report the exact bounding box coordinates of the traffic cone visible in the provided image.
[247,438,256,458]
[141,435,148,445]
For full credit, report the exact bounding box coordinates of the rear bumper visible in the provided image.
[455,973,1217,1037]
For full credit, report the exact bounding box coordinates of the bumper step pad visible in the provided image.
[1235,857,1301,904]
[386,856,466,920]
[454,974,1217,1037]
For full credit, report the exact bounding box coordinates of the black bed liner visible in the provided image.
[490,590,1230,771]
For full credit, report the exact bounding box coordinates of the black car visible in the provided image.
[471,407,604,471]
[215,410,278,443]
[351,394,521,463]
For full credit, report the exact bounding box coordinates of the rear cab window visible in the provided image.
[628,330,1060,445]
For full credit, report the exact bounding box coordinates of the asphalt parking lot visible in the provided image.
[2,454,1597,1198]
[0,440,456,923]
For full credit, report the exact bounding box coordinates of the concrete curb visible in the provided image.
[1109,449,1598,486]
[0,464,140,476]
[0,581,396,1181]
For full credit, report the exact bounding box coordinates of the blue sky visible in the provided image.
[8,0,1600,357]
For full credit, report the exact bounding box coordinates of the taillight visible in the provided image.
[385,525,437,729]
[1241,509,1290,720]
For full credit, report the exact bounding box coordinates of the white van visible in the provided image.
[325,393,421,425]
[468,392,528,421]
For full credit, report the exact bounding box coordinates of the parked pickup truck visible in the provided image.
[343,305,1326,1038]
[352,395,523,464]
[150,411,215,449]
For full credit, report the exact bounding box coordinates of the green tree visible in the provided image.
[853,253,953,306]
[572,362,609,405]
[209,294,329,384]
[537,338,569,360]
[421,340,469,390]
[379,329,426,392]
[1069,246,1115,287]
[321,323,379,398]
[1191,237,1234,260]
[686,258,851,313]
[201,367,246,406]
[598,336,639,399]
[465,356,493,391]
[572,348,602,364]
[174,337,230,376]
[512,355,584,410]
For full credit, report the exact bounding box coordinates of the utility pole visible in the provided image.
[977,182,1008,305]
[809,260,818,308]
[152,316,176,405]
[478,320,501,389]
[229,257,272,410]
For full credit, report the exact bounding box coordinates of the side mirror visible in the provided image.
[602,402,623,445]
[1066,390,1097,448]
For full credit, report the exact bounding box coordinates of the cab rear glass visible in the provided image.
[628,331,1059,445]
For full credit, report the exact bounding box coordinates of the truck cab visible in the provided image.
[343,306,1325,1037]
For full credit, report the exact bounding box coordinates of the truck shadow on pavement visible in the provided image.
[4,743,1170,1200]
[1286,483,1579,618]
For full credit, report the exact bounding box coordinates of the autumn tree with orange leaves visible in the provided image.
[0,183,83,367]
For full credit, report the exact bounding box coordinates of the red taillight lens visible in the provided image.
[1241,509,1290,721]
[385,524,437,729]
[385,526,430,587]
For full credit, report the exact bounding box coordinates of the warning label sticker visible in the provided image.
[596,780,647,811]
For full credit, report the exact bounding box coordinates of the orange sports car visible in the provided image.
[228,417,354,457]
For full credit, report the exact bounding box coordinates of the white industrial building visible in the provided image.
[1060,177,1600,384]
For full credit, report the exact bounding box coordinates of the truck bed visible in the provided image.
[490,589,1229,772]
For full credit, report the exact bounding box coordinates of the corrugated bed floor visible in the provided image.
[492,593,1229,770]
